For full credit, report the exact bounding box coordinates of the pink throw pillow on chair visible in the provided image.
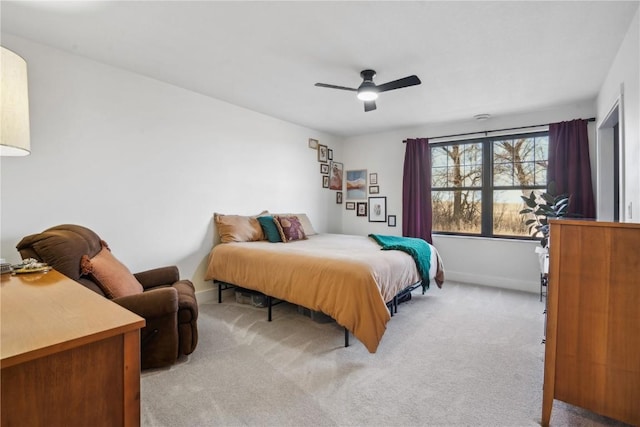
[81,245,143,298]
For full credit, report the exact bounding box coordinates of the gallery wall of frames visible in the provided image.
[310,138,396,227]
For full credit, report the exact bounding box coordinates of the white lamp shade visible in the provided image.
[1,47,31,156]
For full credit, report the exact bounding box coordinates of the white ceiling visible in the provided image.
[1,1,638,137]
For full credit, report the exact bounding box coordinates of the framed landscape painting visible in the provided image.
[346,169,367,200]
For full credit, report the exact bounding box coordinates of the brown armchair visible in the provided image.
[16,224,198,369]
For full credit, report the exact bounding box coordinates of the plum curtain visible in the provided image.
[402,138,433,243]
[548,119,595,218]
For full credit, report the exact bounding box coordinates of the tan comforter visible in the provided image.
[204,233,443,353]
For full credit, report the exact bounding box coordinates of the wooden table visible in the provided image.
[1,269,145,427]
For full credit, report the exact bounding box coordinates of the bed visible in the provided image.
[204,230,444,353]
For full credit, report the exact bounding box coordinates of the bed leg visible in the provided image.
[218,281,223,304]
[267,295,273,321]
[344,327,349,347]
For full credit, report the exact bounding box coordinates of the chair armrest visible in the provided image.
[114,287,178,318]
[134,266,180,289]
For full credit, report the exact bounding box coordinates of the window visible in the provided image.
[431,131,548,238]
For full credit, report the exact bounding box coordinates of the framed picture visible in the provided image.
[369,185,379,194]
[322,175,329,188]
[346,202,356,210]
[329,161,343,190]
[320,163,329,174]
[388,215,397,227]
[369,173,378,185]
[318,144,328,163]
[346,169,367,200]
[368,196,387,222]
[357,202,367,217]
[308,138,319,149]
[328,149,333,160]
[336,192,343,204]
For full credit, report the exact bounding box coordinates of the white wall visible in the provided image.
[0,35,343,298]
[597,8,639,222]
[340,102,597,293]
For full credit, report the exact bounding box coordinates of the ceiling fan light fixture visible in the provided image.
[315,69,420,112]
[357,89,378,101]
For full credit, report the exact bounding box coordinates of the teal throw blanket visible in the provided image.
[369,234,432,292]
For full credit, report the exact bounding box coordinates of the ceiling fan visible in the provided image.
[315,69,421,112]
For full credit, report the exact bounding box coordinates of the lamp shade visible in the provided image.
[1,46,31,156]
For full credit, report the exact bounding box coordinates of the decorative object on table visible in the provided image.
[336,192,343,204]
[520,181,570,249]
[330,161,343,190]
[368,196,387,222]
[11,258,50,274]
[1,261,13,275]
[322,175,329,188]
[520,181,571,280]
[388,215,397,227]
[320,163,329,174]
[346,169,367,199]
[369,172,378,185]
[317,144,328,162]
[328,149,333,160]
[356,202,367,217]
[308,138,318,149]
[369,185,379,194]
[345,202,355,210]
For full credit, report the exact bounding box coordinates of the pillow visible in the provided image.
[257,216,282,243]
[214,211,268,243]
[80,246,143,299]
[272,213,317,236]
[273,215,307,243]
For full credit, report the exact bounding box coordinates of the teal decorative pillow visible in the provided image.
[257,216,282,243]
[273,215,307,243]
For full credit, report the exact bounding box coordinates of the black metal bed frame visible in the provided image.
[216,280,424,348]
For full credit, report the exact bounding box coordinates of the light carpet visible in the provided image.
[141,281,629,427]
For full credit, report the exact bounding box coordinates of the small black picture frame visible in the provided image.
[368,196,387,222]
[320,164,329,174]
[318,144,328,163]
[336,192,343,204]
[322,175,329,188]
[388,215,397,227]
[346,202,356,210]
[357,202,367,217]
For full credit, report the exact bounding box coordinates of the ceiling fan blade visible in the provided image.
[364,100,377,112]
[376,75,421,93]
[315,83,357,92]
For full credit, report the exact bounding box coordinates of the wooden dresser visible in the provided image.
[542,219,640,426]
[1,269,145,427]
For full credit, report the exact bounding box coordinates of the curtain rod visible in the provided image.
[402,117,596,143]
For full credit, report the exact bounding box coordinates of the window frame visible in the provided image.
[431,130,549,239]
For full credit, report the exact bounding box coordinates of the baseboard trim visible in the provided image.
[444,271,539,294]
[195,286,217,304]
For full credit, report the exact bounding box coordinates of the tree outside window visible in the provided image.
[431,132,548,238]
